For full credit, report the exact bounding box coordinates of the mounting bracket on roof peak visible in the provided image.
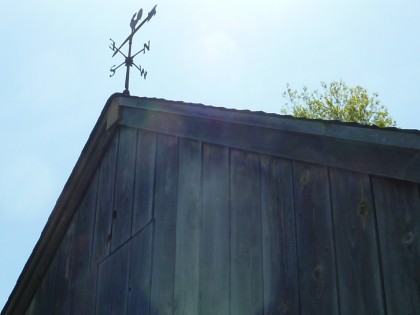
[109,4,157,96]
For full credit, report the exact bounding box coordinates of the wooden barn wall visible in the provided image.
[24,126,420,315]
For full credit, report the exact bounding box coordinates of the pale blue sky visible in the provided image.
[1,0,419,309]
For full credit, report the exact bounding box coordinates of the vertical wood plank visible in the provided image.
[24,289,39,315]
[372,176,420,314]
[42,250,59,314]
[150,134,179,315]
[113,242,131,315]
[92,133,118,266]
[30,275,46,315]
[127,224,153,315]
[71,169,99,283]
[24,292,35,315]
[95,252,113,315]
[292,161,339,315]
[52,295,71,315]
[96,242,131,315]
[329,169,385,315]
[174,139,202,315]
[230,149,263,315]
[199,144,230,315]
[70,268,98,315]
[111,127,137,251]
[27,250,59,315]
[260,155,299,315]
[132,130,157,234]
[52,217,77,311]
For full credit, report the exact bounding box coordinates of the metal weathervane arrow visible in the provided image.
[109,4,157,95]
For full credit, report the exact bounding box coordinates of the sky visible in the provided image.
[0,0,419,309]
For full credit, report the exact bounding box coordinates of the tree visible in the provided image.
[281,80,396,127]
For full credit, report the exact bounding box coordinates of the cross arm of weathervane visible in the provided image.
[109,4,157,95]
[109,39,127,58]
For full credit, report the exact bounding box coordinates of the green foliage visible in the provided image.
[281,80,396,127]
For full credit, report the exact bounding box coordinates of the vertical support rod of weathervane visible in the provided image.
[123,32,134,95]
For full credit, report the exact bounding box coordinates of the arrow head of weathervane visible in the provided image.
[147,5,157,22]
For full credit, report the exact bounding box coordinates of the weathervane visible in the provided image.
[109,4,157,95]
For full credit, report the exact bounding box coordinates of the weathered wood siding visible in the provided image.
[24,125,420,315]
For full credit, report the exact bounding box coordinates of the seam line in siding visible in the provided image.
[258,154,264,315]
[327,168,342,315]
[228,148,232,315]
[148,132,158,315]
[129,129,140,237]
[369,176,389,315]
[109,129,121,257]
[290,161,302,315]
[89,170,101,272]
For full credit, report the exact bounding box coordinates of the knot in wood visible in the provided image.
[358,200,368,223]
[312,265,323,282]
[402,231,414,246]
[300,169,310,186]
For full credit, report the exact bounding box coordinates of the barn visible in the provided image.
[2,94,419,315]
